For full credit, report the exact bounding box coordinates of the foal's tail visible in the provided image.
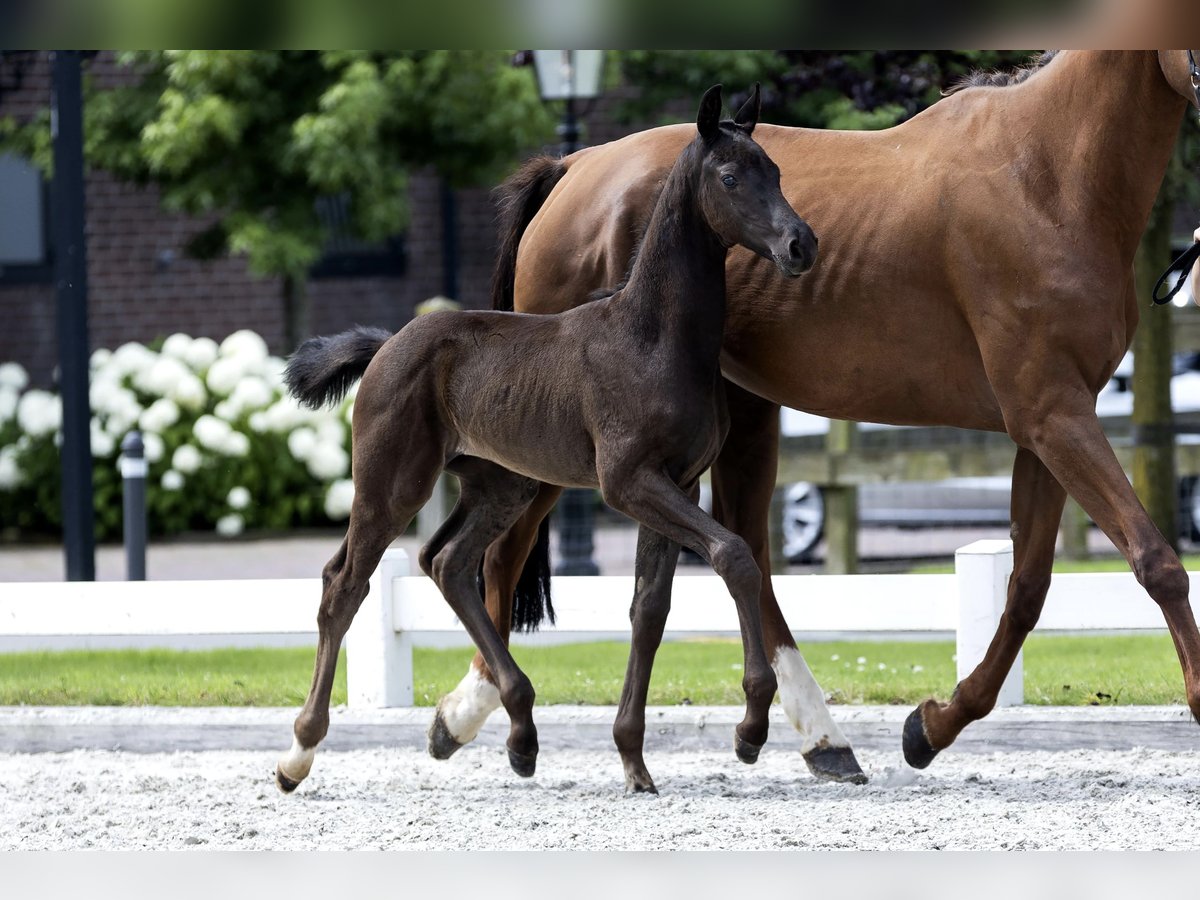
[488,155,566,632]
[284,325,392,410]
[490,155,567,313]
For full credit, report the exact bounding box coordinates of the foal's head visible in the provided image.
[693,84,817,276]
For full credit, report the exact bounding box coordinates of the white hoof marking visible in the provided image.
[773,646,852,755]
[438,667,502,744]
[279,735,316,782]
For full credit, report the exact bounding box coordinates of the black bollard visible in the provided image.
[554,487,600,576]
[119,430,147,581]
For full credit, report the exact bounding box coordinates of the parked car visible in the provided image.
[767,351,1200,562]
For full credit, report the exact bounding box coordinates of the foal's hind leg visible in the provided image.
[904,447,1065,767]
[427,464,544,776]
[277,479,433,792]
[430,482,561,759]
[614,522,682,793]
[603,468,777,762]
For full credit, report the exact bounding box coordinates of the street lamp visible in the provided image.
[531,50,604,156]
[531,50,605,575]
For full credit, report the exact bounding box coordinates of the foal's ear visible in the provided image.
[697,84,722,142]
[734,83,761,135]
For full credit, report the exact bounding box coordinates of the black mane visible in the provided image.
[945,51,1060,95]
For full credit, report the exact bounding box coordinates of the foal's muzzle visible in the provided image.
[775,223,818,277]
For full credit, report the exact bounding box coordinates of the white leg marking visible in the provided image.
[773,646,851,754]
[437,666,502,744]
[279,735,317,782]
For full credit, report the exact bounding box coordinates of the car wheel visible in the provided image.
[1180,476,1200,543]
[782,481,825,563]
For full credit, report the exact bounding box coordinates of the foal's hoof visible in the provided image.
[275,766,302,795]
[626,777,659,796]
[507,747,538,778]
[734,735,763,765]
[902,705,940,770]
[427,710,466,761]
[804,745,869,785]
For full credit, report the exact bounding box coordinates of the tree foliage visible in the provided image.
[2,51,553,280]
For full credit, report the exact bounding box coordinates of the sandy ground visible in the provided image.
[3,744,1199,850]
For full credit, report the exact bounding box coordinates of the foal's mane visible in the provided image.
[944,50,1060,95]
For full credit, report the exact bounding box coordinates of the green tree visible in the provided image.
[1,50,553,348]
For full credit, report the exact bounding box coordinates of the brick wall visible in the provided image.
[0,53,656,385]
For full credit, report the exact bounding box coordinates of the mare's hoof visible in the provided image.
[734,735,763,765]
[627,778,659,796]
[507,747,538,778]
[902,705,940,770]
[803,745,869,785]
[427,710,466,761]
[275,766,301,794]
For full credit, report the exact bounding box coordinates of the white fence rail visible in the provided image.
[1,540,1192,708]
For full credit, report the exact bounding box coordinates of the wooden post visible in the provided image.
[823,419,858,575]
[768,486,787,574]
[1059,498,1090,561]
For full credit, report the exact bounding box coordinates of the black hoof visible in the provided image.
[902,706,940,770]
[427,710,466,761]
[628,779,659,795]
[734,735,763,765]
[507,747,538,778]
[275,767,301,794]
[803,745,869,785]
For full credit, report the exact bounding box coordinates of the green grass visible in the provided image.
[911,555,1200,575]
[0,634,1186,707]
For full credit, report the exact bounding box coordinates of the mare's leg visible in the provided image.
[712,382,865,783]
[603,468,777,761]
[426,462,544,776]
[429,482,561,759]
[276,446,441,792]
[613,522,683,794]
[904,447,1065,767]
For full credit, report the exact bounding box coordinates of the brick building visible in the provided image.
[0,52,641,385]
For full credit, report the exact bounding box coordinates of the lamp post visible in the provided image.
[532,50,604,575]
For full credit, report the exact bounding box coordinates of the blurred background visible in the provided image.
[2,49,1199,582]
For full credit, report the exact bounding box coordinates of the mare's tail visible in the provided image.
[488,155,567,631]
[284,325,392,409]
[491,155,567,312]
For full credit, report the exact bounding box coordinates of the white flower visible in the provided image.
[0,446,21,489]
[172,444,202,474]
[161,469,184,491]
[205,356,253,396]
[216,513,244,537]
[90,420,115,458]
[306,441,349,480]
[262,356,288,390]
[142,431,165,464]
[193,414,232,451]
[89,348,112,371]
[0,362,29,392]
[287,427,317,461]
[227,486,251,510]
[109,342,158,379]
[230,376,274,412]
[316,418,345,447]
[0,387,18,423]
[133,355,191,397]
[102,389,143,439]
[262,398,307,433]
[160,333,193,360]
[168,373,207,410]
[248,411,268,433]
[219,329,269,365]
[16,390,62,438]
[221,430,250,457]
[138,398,180,434]
[324,478,355,519]
[183,336,219,372]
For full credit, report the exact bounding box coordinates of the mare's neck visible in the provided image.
[616,145,729,368]
[1013,51,1186,258]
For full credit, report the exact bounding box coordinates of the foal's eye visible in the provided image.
[721,174,737,187]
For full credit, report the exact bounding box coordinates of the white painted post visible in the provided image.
[955,539,1021,706]
[346,548,413,708]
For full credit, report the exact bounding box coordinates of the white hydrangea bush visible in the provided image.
[0,330,357,540]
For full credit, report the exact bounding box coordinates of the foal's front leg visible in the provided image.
[614,524,682,794]
[603,468,777,762]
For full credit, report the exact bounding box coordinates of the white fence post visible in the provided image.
[346,548,413,708]
[955,539,1021,706]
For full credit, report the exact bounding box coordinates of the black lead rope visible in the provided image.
[1151,51,1200,306]
[1152,243,1200,306]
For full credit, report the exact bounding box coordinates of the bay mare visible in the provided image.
[276,86,819,794]
[453,51,1200,778]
